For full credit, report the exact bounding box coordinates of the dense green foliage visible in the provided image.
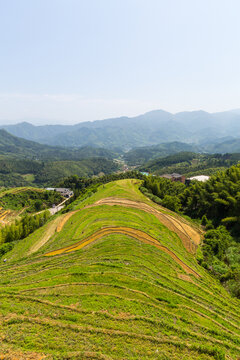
[58,170,144,193]
[181,165,240,230]
[142,165,240,298]
[0,211,50,256]
[0,157,119,187]
[34,158,119,186]
[0,188,62,212]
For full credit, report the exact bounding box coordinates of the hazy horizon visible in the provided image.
[1,0,240,124]
[1,107,240,126]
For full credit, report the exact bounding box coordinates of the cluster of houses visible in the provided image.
[141,172,209,184]
[45,187,74,198]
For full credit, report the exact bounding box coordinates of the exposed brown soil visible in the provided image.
[28,211,77,255]
[28,217,61,255]
[87,197,202,253]
[44,226,200,278]
[177,273,195,283]
[56,211,77,232]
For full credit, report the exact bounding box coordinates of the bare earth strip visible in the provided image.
[56,211,77,232]
[28,211,77,255]
[44,226,200,278]
[28,217,62,255]
[87,198,202,253]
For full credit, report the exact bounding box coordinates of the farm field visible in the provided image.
[0,179,240,359]
[0,187,63,226]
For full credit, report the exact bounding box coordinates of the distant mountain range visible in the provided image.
[2,109,240,150]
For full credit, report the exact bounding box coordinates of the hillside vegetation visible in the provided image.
[0,130,119,187]
[0,179,239,359]
[0,187,62,212]
[124,142,200,165]
[0,187,62,228]
[140,152,240,177]
[0,157,119,187]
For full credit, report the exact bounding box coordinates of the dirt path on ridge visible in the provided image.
[86,197,202,254]
[44,226,200,278]
[56,211,78,232]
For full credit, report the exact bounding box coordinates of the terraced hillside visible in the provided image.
[0,180,240,359]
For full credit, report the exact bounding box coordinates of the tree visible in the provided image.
[162,195,181,212]
[34,200,43,211]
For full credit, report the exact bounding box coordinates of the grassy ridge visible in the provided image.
[0,180,239,359]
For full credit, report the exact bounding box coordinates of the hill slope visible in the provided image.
[140,152,240,177]
[0,180,240,359]
[124,142,200,165]
[0,130,119,187]
[0,129,116,160]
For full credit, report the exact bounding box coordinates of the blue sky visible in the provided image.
[0,0,240,124]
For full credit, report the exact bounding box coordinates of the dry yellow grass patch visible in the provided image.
[177,273,195,283]
[0,350,47,360]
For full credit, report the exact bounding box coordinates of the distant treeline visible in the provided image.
[140,152,240,177]
[59,170,144,198]
[58,171,145,212]
[142,165,240,298]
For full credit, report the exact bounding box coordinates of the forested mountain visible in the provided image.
[0,158,119,187]
[124,141,200,165]
[34,158,119,186]
[3,109,240,149]
[204,138,240,154]
[0,129,117,160]
[0,130,119,187]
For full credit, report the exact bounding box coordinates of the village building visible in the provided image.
[160,173,185,183]
[46,187,74,198]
